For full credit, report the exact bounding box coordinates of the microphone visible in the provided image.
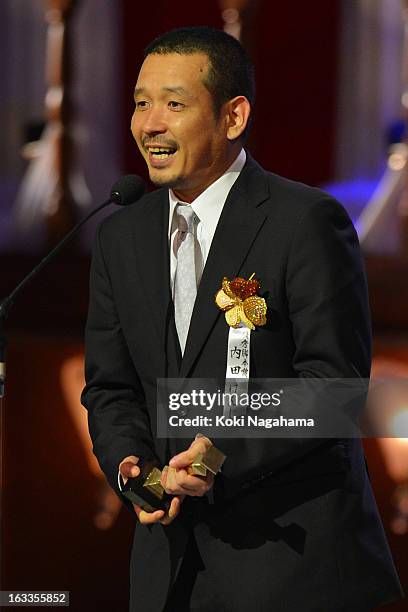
[0,174,146,397]
[111,174,146,206]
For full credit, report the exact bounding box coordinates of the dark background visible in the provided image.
[1,2,407,611]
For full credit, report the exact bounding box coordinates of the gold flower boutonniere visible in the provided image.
[215,274,267,330]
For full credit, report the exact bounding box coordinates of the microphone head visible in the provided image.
[110,174,146,206]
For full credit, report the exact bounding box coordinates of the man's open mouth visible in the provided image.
[147,147,177,159]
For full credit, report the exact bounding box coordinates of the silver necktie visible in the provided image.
[173,204,198,354]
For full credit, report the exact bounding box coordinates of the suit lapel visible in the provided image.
[180,156,270,378]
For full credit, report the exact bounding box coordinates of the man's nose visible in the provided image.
[142,105,167,135]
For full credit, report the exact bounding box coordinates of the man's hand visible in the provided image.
[162,436,214,497]
[119,455,184,526]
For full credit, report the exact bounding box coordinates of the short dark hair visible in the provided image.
[144,26,255,139]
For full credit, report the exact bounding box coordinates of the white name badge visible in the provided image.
[224,325,251,417]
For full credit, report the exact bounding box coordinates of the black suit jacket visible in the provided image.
[82,156,403,611]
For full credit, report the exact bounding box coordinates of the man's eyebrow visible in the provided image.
[163,86,189,96]
[134,86,193,98]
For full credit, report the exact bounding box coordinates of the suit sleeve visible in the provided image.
[287,196,371,379]
[220,196,371,495]
[81,223,156,500]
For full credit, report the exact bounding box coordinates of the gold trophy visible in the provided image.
[187,445,226,477]
[121,446,226,512]
[121,459,169,512]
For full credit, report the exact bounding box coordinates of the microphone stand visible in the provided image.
[0,197,114,400]
[0,198,115,558]
[0,174,145,583]
[0,197,118,540]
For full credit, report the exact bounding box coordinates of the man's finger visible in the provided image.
[173,469,211,491]
[165,467,195,494]
[163,467,213,496]
[160,465,169,489]
[162,466,182,493]
[120,461,140,479]
[168,450,193,469]
[133,495,185,526]
[134,505,165,524]
[119,455,140,482]
[169,438,211,469]
[160,496,184,525]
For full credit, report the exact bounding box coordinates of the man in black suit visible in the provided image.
[82,27,403,611]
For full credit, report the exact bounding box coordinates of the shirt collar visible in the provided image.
[168,148,246,236]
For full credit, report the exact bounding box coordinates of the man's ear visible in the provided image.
[225,96,251,141]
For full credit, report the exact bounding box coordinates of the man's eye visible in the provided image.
[135,101,149,110]
[168,101,184,110]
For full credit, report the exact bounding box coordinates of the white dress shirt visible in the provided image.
[169,148,246,293]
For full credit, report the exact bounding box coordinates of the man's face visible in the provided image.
[131,52,231,201]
